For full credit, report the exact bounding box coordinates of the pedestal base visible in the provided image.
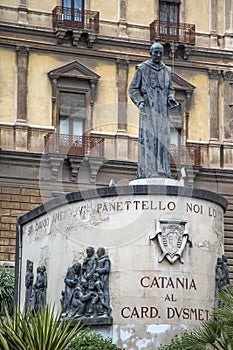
[17,185,228,349]
[129,177,185,186]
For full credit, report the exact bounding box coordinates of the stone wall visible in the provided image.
[0,185,44,262]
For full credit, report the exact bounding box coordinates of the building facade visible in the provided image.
[0,0,233,281]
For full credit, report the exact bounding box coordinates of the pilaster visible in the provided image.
[118,0,127,37]
[116,59,129,132]
[208,69,221,140]
[18,0,28,24]
[16,46,29,123]
[222,71,233,141]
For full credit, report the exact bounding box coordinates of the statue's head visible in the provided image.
[81,279,88,288]
[150,42,163,64]
[72,262,81,273]
[86,246,95,257]
[222,255,227,263]
[97,247,105,257]
[93,272,99,281]
[40,265,46,273]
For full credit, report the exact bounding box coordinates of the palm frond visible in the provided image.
[159,286,233,350]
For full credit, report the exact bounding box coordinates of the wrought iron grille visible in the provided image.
[170,144,201,166]
[150,20,195,45]
[52,6,99,32]
[44,133,201,166]
[44,133,104,157]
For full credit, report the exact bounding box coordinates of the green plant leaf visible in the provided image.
[0,265,14,316]
[65,332,122,350]
[0,305,83,350]
[158,286,233,350]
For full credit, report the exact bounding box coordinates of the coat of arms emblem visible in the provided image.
[150,219,192,264]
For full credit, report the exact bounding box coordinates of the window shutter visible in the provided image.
[169,104,182,129]
[60,92,85,118]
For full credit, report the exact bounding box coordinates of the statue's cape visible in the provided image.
[137,60,166,71]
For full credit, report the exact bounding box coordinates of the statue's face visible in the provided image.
[97,247,105,257]
[81,280,88,289]
[151,48,163,64]
[86,247,94,257]
[73,263,80,273]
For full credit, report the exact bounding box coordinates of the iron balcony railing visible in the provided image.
[44,133,104,157]
[44,133,201,166]
[52,6,99,32]
[170,144,201,166]
[150,20,195,45]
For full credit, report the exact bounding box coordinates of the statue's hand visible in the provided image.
[138,101,146,114]
[168,97,179,109]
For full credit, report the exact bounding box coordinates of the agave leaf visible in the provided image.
[0,305,82,350]
[0,265,14,316]
[0,332,10,350]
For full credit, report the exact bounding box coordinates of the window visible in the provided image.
[169,73,196,146]
[169,104,182,147]
[171,128,181,147]
[59,91,85,137]
[159,0,180,39]
[62,0,84,23]
[48,60,100,137]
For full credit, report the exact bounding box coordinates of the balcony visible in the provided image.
[150,20,195,45]
[170,144,201,166]
[44,133,104,158]
[52,6,99,33]
[44,133,201,167]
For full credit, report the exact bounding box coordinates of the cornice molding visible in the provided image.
[48,60,100,82]
[208,69,221,79]
[171,72,196,91]
[223,71,233,81]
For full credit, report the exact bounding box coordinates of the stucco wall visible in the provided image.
[126,0,155,24]
[0,48,15,123]
[185,0,209,33]
[27,0,56,12]
[91,0,118,21]
[93,62,117,133]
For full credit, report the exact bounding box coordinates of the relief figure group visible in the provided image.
[61,246,111,319]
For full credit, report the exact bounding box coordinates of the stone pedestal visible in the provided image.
[129,177,185,186]
[16,185,227,349]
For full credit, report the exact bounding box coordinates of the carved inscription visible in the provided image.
[97,200,176,212]
[25,200,220,237]
[140,276,197,289]
[23,198,220,325]
[121,306,209,321]
[121,275,210,321]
